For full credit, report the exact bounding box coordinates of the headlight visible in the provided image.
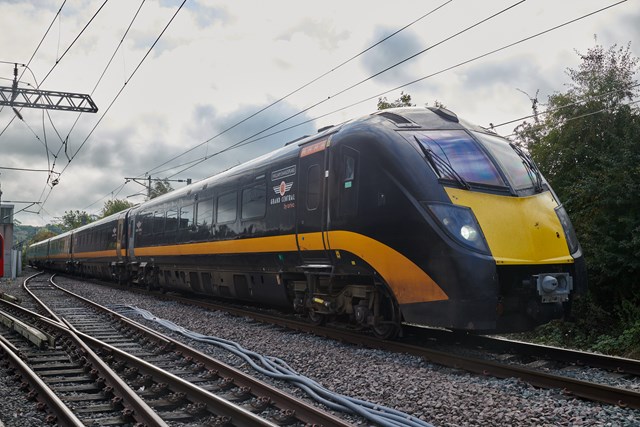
[555,205,580,254]
[426,203,490,254]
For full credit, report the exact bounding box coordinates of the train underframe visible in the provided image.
[106,257,403,339]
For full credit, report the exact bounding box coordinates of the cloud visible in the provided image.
[359,26,424,85]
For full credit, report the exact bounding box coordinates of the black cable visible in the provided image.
[168,0,629,179]
[38,0,188,214]
[0,0,106,139]
[490,82,640,129]
[144,0,455,177]
[162,0,527,178]
[61,0,146,146]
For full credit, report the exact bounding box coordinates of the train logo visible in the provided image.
[274,181,293,197]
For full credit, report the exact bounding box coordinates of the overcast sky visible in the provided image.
[0,0,638,227]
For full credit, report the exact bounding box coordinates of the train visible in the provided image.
[26,107,587,338]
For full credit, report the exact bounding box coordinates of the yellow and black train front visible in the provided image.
[330,107,586,332]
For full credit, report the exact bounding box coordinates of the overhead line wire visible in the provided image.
[0,1,108,139]
[490,82,640,129]
[166,0,628,178]
[83,0,455,211]
[144,0,455,177]
[39,0,188,215]
[165,0,527,177]
[0,0,67,115]
[61,0,147,148]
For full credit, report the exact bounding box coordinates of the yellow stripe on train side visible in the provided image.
[134,231,447,305]
[328,231,448,304]
[445,188,573,265]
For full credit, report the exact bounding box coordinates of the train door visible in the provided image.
[127,213,136,260]
[296,138,331,266]
[116,217,125,262]
[0,234,4,277]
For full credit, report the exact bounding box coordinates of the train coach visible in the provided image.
[27,107,586,338]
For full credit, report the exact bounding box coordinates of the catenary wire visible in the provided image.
[0,1,107,140]
[0,0,67,115]
[489,82,640,129]
[163,0,529,178]
[37,0,188,215]
[81,0,455,211]
[61,0,147,148]
[144,0,455,177]
[18,0,629,220]
[165,0,628,179]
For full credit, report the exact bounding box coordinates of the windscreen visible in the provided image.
[472,131,537,190]
[414,130,506,187]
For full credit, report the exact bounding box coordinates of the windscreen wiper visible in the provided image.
[509,142,544,193]
[415,136,471,190]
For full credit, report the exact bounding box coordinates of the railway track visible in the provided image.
[91,277,640,410]
[1,272,354,426]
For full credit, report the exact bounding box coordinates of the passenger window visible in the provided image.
[306,164,321,211]
[196,198,214,229]
[179,204,194,229]
[165,208,178,232]
[152,210,165,234]
[241,183,266,220]
[217,192,237,224]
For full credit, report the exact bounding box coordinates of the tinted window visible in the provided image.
[152,210,165,234]
[306,165,321,210]
[340,147,358,216]
[165,208,178,232]
[473,131,536,190]
[415,130,505,187]
[196,198,214,228]
[179,204,194,229]
[242,183,266,220]
[217,192,237,224]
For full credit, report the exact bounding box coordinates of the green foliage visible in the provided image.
[512,294,640,358]
[149,178,174,200]
[377,91,414,110]
[55,210,95,232]
[512,42,640,358]
[31,228,57,243]
[101,199,134,218]
[516,43,640,307]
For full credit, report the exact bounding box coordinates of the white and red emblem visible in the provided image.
[273,181,293,197]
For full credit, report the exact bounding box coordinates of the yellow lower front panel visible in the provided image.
[445,188,573,265]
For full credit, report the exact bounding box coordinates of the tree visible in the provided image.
[377,91,414,110]
[102,199,134,218]
[30,228,56,243]
[516,42,640,306]
[377,92,447,110]
[149,178,173,199]
[55,210,95,231]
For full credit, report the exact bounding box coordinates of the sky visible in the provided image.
[0,0,638,227]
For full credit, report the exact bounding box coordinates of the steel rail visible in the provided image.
[438,331,640,377]
[121,286,640,409]
[20,272,64,324]
[66,321,279,427]
[23,274,170,426]
[49,275,355,427]
[0,333,85,427]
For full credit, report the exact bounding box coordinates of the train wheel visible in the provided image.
[308,309,327,326]
[371,284,401,340]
